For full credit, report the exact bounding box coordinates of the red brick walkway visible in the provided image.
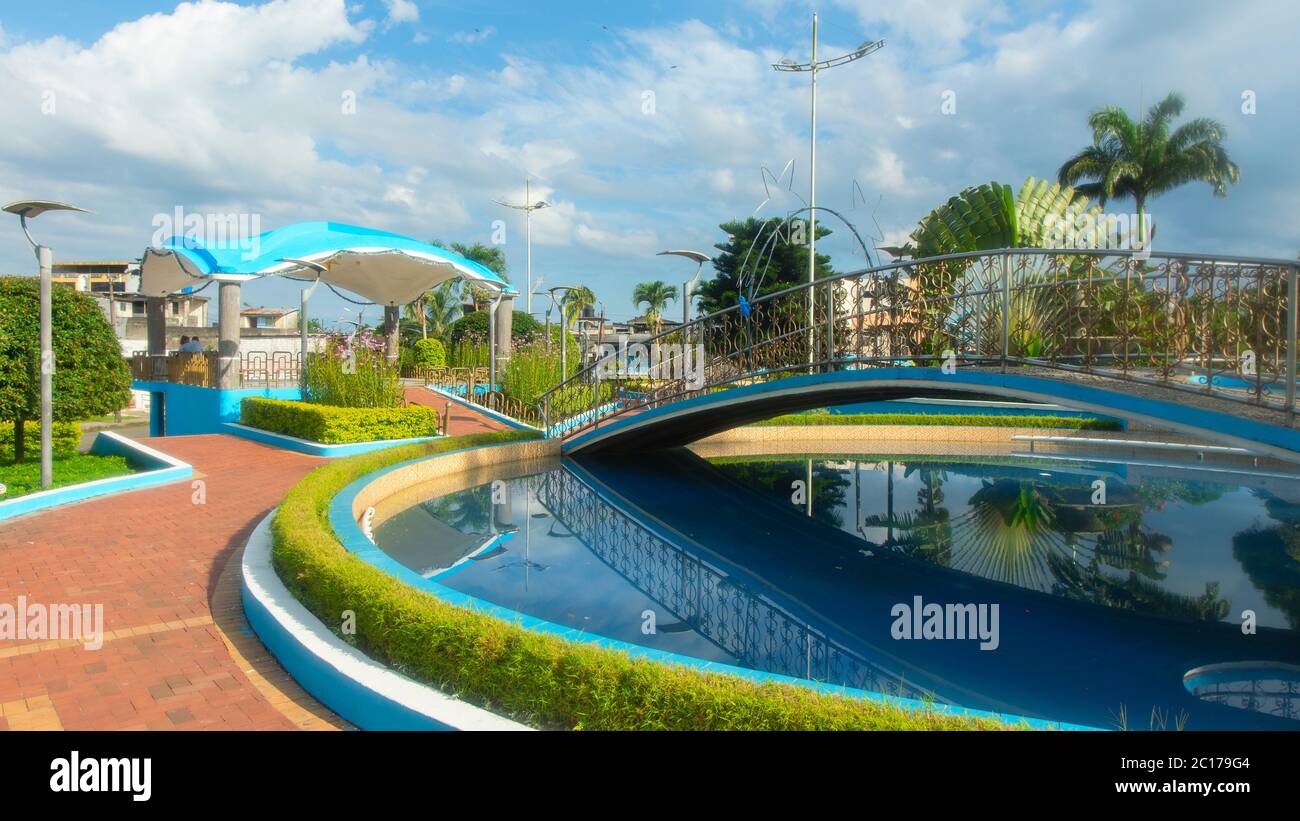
[0,401,514,731]
[404,386,511,435]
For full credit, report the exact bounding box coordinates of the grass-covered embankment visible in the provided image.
[0,453,134,499]
[270,430,1014,730]
[754,413,1121,430]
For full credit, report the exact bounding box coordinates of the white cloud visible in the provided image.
[450,26,496,45]
[0,0,1297,319]
[382,0,418,27]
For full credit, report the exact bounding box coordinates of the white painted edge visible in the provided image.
[0,430,190,508]
[1011,434,1252,454]
[97,429,191,468]
[241,510,530,731]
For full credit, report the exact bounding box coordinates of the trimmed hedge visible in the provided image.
[754,413,1121,431]
[270,430,1013,730]
[0,421,82,461]
[241,398,438,444]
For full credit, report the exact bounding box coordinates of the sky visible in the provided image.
[0,0,1297,326]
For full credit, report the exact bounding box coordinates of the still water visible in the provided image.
[373,449,1300,729]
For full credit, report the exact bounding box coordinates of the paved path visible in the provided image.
[0,400,513,731]
[404,386,511,435]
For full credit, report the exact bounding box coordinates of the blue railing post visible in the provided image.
[1000,253,1011,373]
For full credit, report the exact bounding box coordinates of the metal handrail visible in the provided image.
[536,247,1300,439]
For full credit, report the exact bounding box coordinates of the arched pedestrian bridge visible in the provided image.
[536,248,1300,460]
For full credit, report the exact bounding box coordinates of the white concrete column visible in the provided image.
[218,280,241,389]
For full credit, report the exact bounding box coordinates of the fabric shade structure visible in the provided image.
[138,221,516,303]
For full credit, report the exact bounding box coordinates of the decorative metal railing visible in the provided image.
[536,248,1300,438]
[535,466,934,698]
[409,365,545,427]
[129,350,301,387]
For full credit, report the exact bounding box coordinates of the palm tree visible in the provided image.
[561,285,596,328]
[1058,92,1239,245]
[632,281,677,333]
[432,239,510,311]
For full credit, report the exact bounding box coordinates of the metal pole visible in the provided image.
[525,178,532,317]
[300,285,310,393]
[807,11,818,371]
[1287,264,1297,424]
[38,244,53,489]
[489,294,500,394]
[1001,253,1011,373]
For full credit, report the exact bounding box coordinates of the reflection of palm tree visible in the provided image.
[953,480,1071,590]
[423,484,493,534]
[1049,554,1230,622]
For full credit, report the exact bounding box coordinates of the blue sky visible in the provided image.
[1,0,1296,325]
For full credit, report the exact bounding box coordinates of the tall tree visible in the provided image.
[561,285,596,328]
[1058,92,1239,244]
[632,281,677,333]
[694,217,833,316]
[432,239,510,311]
[0,277,131,461]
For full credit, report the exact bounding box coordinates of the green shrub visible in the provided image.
[0,420,81,461]
[446,310,541,347]
[241,398,438,444]
[0,452,132,498]
[411,338,447,368]
[754,413,1121,431]
[270,431,1012,731]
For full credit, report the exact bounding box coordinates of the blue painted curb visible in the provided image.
[0,431,192,522]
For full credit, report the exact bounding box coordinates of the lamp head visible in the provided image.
[3,200,92,219]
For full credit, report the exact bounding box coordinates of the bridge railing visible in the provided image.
[536,248,1300,438]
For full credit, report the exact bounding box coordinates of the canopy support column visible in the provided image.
[384,305,400,366]
[217,280,241,389]
[494,295,513,368]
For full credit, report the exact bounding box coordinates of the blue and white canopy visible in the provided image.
[139,221,516,305]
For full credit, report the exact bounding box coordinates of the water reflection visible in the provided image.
[374,448,1300,729]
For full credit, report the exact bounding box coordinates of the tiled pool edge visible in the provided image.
[0,431,192,522]
[316,439,1101,731]
[239,508,529,731]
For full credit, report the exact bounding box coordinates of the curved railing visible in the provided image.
[536,247,1300,438]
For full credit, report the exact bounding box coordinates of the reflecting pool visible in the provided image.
[373,448,1300,729]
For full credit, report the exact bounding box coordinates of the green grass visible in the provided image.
[270,430,1017,731]
[0,453,134,499]
[753,413,1121,431]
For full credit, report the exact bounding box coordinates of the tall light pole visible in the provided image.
[3,200,91,489]
[279,258,328,393]
[544,285,579,380]
[495,179,550,317]
[774,18,884,365]
[656,249,711,330]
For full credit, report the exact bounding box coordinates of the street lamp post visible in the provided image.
[495,179,550,317]
[774,18,884,366]
[543,285,580,381]
[279,258,329,393]
[656,249,712,338]
[3,200,92,490]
